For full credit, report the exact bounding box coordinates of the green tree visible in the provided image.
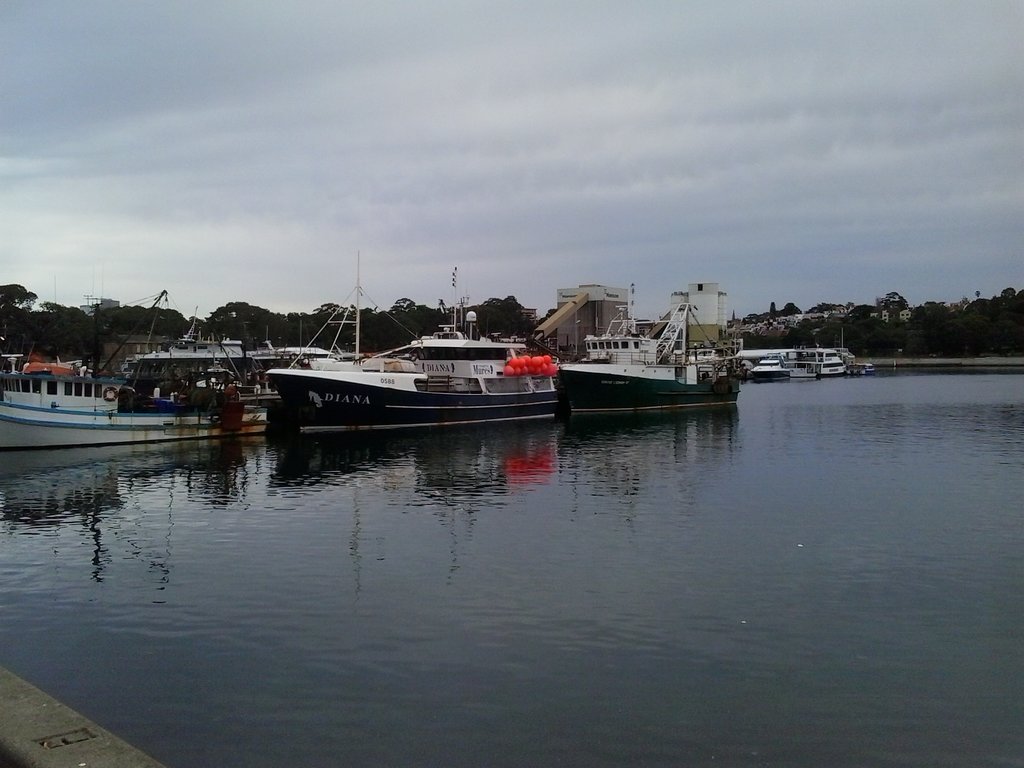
[0,284,37,311]
[32,303,94,360]
[880,291,908,311]
[957,314,992,355]
[474,296,534,337]
[205,302,277,348]
[0,284,38,352]
[910,302,951,355]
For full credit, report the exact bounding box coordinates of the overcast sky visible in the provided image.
[2,1,1021,321]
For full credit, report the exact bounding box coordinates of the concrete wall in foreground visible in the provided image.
[0,665,168,768]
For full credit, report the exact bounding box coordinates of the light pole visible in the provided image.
[574,319,581,359]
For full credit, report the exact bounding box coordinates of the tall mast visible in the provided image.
[355,252,361,356]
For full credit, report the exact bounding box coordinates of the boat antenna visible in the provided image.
[452,266,458,329]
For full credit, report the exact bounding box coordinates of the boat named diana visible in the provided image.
[267,315,559,432]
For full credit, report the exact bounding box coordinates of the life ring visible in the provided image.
[102,386,118,402]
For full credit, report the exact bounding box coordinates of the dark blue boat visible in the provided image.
[267,326,559,432]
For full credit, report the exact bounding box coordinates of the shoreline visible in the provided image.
[863,356,1024,368]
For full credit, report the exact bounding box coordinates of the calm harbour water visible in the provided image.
[1,371,1022,767]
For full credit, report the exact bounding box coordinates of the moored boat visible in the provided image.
[0,356,267,450]
[266,311,559,432]
[793,347,848,377]
[848,362,876,376]
[788,364,821,381]
[750,355,791,382]
[557,302,741,413]
[122,319,263,397]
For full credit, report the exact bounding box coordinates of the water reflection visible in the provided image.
[269,421,559,504]
[0,439,266,582]
[3,376,1022,768]
[0,447,131,527]
[559,408,739,508]
[0,439,264,524]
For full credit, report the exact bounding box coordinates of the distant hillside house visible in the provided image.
[873,308,913,323]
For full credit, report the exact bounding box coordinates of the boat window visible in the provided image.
[85,383,93,398]
[74,382,83,397]
[64,382,73,395]
[47,381,57,395]
[32,379,41,394]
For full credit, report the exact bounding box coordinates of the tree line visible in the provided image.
[0,284,540,368]
[742,288,1024,356]
[4,283,1022,365]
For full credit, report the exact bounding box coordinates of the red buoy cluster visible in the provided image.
[504,354,557,377]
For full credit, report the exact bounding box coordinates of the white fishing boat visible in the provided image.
[0,355,267,450]
[557,301,741,413]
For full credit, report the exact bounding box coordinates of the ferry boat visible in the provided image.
[787,365,821,381]
[557,302,741,413]
[792,347,848,377]
[266,311,559,432]
[0,355,267,450]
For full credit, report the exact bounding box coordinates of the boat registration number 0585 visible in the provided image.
[379,377,396,385]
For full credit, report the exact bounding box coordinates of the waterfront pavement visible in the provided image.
[0,666,167,768]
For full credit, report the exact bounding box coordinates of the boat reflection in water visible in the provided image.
[269,421,558,502]
[0,439,266,583]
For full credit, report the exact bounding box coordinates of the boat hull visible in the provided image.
[750,370,790,382]
[559,366,739,413]
[0,401,267,450]
[268,370,558,431]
